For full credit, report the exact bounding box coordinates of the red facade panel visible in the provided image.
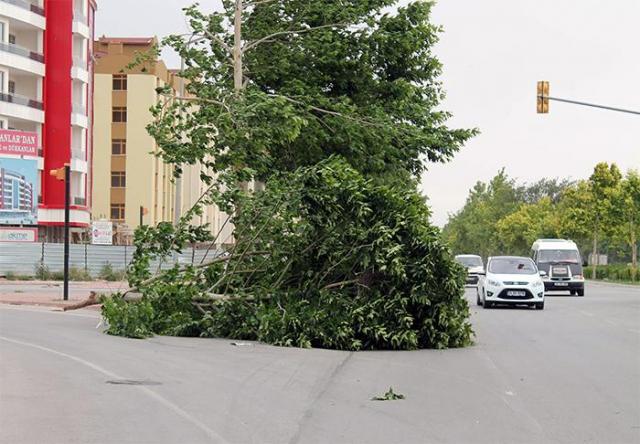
[43,0,73,210]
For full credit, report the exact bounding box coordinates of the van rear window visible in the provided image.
[538,250,579,263]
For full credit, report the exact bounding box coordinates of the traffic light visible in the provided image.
[537,81,550,113]
[49,167,66,181]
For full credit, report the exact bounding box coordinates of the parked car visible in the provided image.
[455,254,485,285]
[531,239,584,296]
[477,256,545,310]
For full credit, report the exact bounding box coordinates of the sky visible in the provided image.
[95,0,640,226]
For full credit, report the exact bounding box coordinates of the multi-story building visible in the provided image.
[92,37,231,244]
[0,0,96,242]
[0,166,34,217]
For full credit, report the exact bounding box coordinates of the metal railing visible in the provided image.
[73,9,87,24]
[0,0,44,16]
[72,102,86,114]
[73,55,88,69]
[0,92,43,110]
[71,147,85,160]
[0,41,44,63]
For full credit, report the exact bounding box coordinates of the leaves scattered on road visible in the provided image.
[371,387,405,401]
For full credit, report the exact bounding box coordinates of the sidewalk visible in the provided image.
[0,280,128,309]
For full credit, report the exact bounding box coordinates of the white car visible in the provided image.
[477,256,546,310]
[455,254,485,286]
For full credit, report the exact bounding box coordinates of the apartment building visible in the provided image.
[92,37,231,244]
[0,0,95,242]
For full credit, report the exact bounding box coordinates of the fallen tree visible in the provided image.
[97,1,477,349]
[100,159,473,349]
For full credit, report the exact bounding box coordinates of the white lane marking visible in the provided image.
[0,305,100,319]
[579,310,595,317]
[0,335,228,444]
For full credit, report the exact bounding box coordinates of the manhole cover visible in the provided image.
[106,379,162,386]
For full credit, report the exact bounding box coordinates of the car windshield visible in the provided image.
[537,249,580,263]
[456,256,483,267]
[489,258,537,275]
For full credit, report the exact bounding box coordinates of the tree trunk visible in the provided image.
[632,221,637,282]
[592,231,598,280]
[233,0,243,93]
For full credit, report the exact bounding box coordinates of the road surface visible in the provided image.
[1,281,639,443]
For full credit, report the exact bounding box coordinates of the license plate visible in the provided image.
[554,282,569,287]
[507,290,526,297]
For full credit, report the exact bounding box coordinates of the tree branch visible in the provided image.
[245,0,279,6]
[243,23,347,52]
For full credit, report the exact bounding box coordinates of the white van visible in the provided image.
[530,239,584,296]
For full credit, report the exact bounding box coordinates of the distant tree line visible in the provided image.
[442,163,639,278]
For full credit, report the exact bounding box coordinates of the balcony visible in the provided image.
[0,41,43,63]
[0,0,44,16]
[71,57,89,83]
[0,92,42,110]
[73,55,86,69]
[71,146,85,160]
[0,42,45,77]
[74,9,87,23]
[72,10,90,38]
[72,102,86,114]
[0,91,44,122]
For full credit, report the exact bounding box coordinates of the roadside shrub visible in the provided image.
[69,267,93,281]
[34,263,51,280]
[108,158,473,350]
[585,264,637,282]
[99,262,126,281]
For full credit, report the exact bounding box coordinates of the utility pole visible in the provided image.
[173,56,185,225]
[234,0,243,93]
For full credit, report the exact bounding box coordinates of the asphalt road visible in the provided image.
[1,282,639,444]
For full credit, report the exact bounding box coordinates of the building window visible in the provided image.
[111,139,126,155]
[112,107,127,122]
[111,171,126,188]
[110,203,125,220]
[8,80,14,94]
[113,74,127,91]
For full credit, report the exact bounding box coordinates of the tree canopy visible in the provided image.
[443,163,639,279]
[150,0,476,186]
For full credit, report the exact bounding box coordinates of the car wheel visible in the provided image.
[476,290,482,306]
[577,289,584,297]
[536,302,544,310]
[483,301,492,309]
[570,290,576,295]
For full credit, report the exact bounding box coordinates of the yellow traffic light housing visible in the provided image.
[50,167,66,181]
[49,164,70,181]
[537,81,550,113]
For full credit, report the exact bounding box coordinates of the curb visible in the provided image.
[586,280,640,289]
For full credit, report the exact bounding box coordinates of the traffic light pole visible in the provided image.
[544,96,640,116]
[63,165,70,301]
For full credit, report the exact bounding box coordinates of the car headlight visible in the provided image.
[533,280,544,288]
[487,279,501,287]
